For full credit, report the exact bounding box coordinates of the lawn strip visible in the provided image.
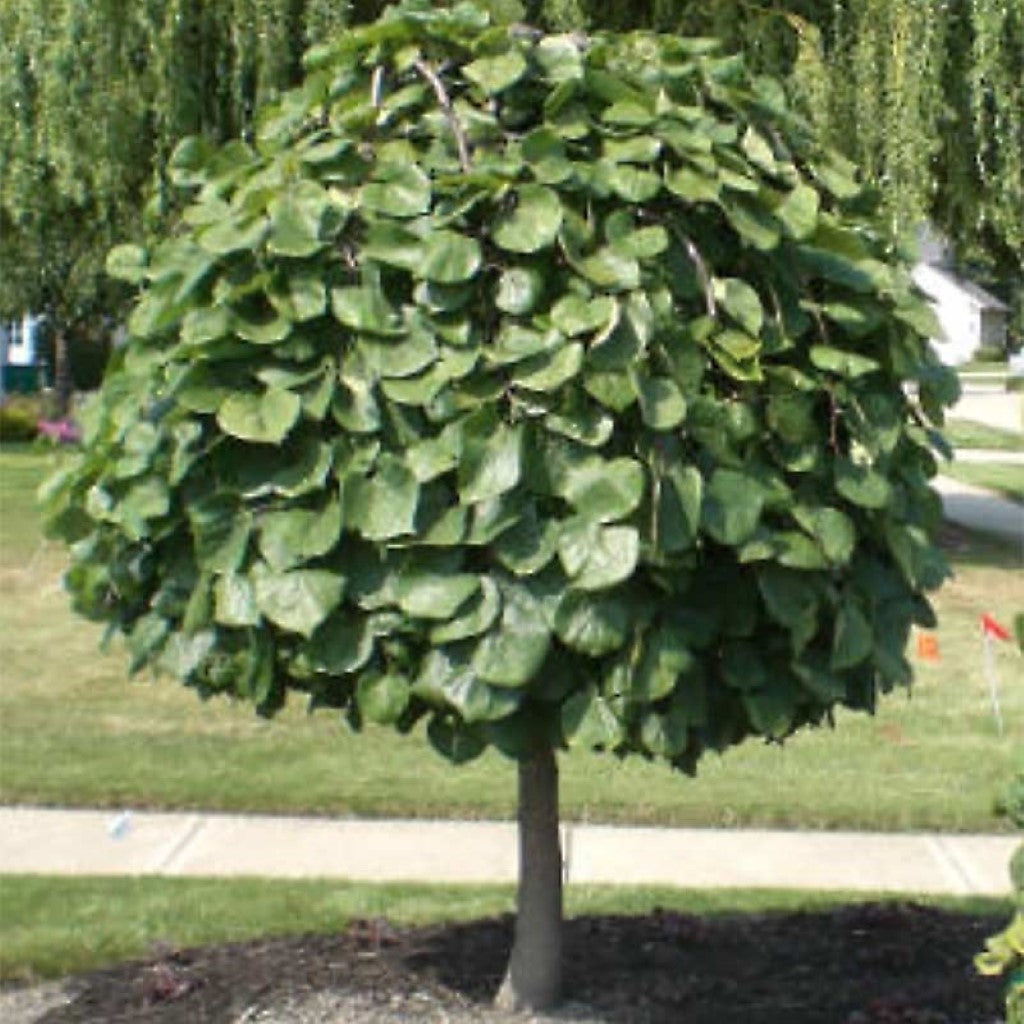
[0,874,1010,985]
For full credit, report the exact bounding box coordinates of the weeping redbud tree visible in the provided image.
[44,0,959,1010]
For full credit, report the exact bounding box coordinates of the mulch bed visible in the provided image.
[31,903,1005,1024]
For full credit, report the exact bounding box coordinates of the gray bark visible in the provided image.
[495,737,563,1012]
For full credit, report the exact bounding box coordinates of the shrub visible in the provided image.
[0,396,40,443]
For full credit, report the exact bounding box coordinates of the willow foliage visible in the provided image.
[1,0,1020,331]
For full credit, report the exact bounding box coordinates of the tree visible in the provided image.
[44,1,958,1010]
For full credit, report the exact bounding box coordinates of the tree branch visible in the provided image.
[413,58,471,173]
[370,66,384,110]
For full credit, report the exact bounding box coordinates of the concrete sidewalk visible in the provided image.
[0,807,1016,897]
[934,474,1023,544]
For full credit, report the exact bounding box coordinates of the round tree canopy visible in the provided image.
[45,0,958,772]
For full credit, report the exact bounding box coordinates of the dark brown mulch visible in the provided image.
[33,903,1005,1024]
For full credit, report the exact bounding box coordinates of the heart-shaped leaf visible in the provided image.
[253,565,345,637]
[217,390,301,444]
[493,185,563,253]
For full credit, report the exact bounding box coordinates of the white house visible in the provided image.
[911,226,1010,366]
[0,313,42,400]
[911,263,1009,365]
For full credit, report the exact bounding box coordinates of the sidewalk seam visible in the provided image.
[151,816,205,875]
[925,836,973,895]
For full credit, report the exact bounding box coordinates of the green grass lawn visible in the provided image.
[1,447,1022,832]
[942,461,1024,504]
[0,874,1008,984]
[945,419,1024,453]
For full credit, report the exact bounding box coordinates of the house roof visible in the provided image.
[913,264,1009,312]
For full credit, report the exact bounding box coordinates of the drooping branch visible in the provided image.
[413,58,471,173]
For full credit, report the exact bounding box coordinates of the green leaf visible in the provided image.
[602,99,654,126]
[463,49,528,94]
[496,267,545,314]
[472,583,550,688]
[189,497,251,573]
[253,565,345,637]
[362,222,425,271]
[655,463,702,553]
[331,287,402,335]
[304,615,374,675]
[550,295,616,336]
[835,459,892,509]
[259,501,341,571]
[702,469,764,546]
[558,456,644,522]
[217,390,302,445]
[492,185,563,253]
[181,306,232,346]
[406,424,462,483]
[267,181,328,257]
[360,330,438,381]
[419,230,482,284]
[577,247,640,290]
[106,244,147,284]
[758,566,819,632]
[562,685,624,748]
[584,370,636,411]
[360,163,431,218]
[269,273,327,322]
[633,629,694,703]
[555,591,630,656]
[832,601,873,669]
[605,163,661,202]
[346,457,420,540]
[640,701,691,758]
[604,135,661,163]
[665,166,719,203]
[721,195,780,250]
[714,278,763,336]
[776,183,819,240]
[458,417,523,504]
[564,524,639,592]
[743,688,796,738]
[513,343,583,392]
[494,515,560,576]
[396,571,480,620]
[232,307,291,346]
[489,325,562,366]
[792,505,855,565]
[427,716,487,764]
[414,649,519,723]
[636,375,687,430]
[198,215,267,255]
[535,35,584,81]
[430,577,501,643]
[214,574,260,627]
[810,346,879,378]
[159,631,215,679]
[357,673,409,724]
[610,226,669,260]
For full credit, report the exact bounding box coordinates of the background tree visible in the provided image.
[2,0,1021,366]
[45,1,958,1009]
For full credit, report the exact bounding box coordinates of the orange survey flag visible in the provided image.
[916,632,940,661]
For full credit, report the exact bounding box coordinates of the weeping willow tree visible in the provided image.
[1,0,1021,370]
[0,0,355,406]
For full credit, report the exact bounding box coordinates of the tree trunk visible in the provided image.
[495,735,563,1012]
[53,330,72,419]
